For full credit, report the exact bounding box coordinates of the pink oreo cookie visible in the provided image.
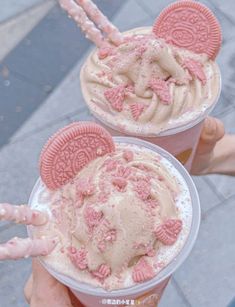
[40,122,115,190]
[153,0,222,59]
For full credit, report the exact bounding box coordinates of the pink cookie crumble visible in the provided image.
[154,219,182,245]
[130,103,145,121]
[123,150,134,162]
[149,78,171,104]
[104,85,126,112]
[134,178,151,201]
[91,264,111,281]
[132,258,155,283]
[67,246,88,270]
[112,177,127,191]
[183,59,207,85]
[84,207,103,231]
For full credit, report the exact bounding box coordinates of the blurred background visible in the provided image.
[0,0,235,306]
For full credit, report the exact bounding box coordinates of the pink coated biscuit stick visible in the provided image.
[75,0,123,45]
[0,203,57,260]
[0,237,58,260]
[59,0,106,48]
[0,203,48,226]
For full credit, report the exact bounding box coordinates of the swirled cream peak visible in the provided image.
[81,27,220,135]
[31,143,192,290]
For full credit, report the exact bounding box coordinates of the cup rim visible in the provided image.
[28,137,201,297]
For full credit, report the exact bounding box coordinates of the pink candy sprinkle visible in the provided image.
[104,85,126,112]
[183,59,207,85]
[98,229,117,252]
[132,258,155,283]
[123,150,134,162]
[130,103,145,121]
[84,207,103,231]
[67,246,88,270]
[91,264,111,280]
[105,229,117,242]
[149,78,171,105]
[154,219,182,245]
[98,46,113,59]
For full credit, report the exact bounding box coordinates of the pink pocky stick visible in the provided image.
[0,237,58,260]
[59,0,106,47]
[0,203,57,260]
[75,0,123,45]
[0,203,48,226]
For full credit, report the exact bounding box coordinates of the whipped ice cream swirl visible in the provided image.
[31,143,192,290]
[81,27,220,136]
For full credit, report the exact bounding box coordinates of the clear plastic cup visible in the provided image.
[92,102,220,172]
[28,137,200,307]
[80,27,221,171]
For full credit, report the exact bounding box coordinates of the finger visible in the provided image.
[24,274,33,304]
[214,117,225,141]
[0,203,48,226]
[30,259,73,307]
[68,289,84,307]
[200,117,225,144]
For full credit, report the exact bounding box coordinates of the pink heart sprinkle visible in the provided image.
[154,219,182,245]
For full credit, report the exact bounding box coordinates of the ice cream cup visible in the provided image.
[28,137,200,307]
[92,99,221,172]
[80,27,222,172]
[83,88,221,172]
